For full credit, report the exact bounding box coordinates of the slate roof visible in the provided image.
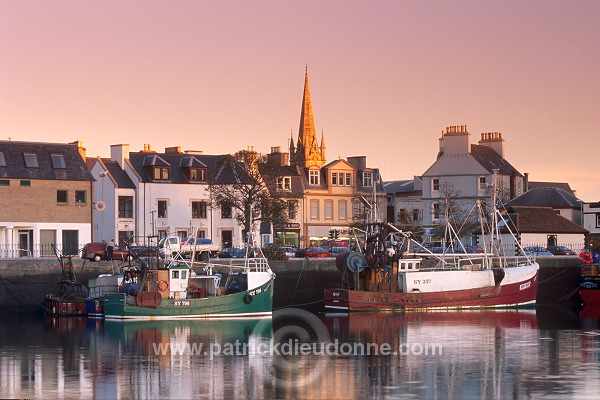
[384,180,415,194]
[506,206,588,234]
[506,187,582,209]
[127,152,245,184]
[528,181,575,194]
[0,140,93,181]
[469,145,523,176]
[102,159,136,189]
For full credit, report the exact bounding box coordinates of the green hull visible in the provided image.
[103,280,273,320]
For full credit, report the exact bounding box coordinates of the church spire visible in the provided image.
[296,68,325,168]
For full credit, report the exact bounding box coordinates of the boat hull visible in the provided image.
[43,298,87,316]
[580,276,600,305]
[103,280,273,320]
[324,267,538,311]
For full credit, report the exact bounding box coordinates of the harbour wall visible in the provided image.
[0,257,584,316]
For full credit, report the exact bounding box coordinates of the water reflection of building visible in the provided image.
[2,310,600,399]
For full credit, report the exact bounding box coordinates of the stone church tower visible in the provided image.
[289,71,326,168]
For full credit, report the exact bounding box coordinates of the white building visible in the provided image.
[421,125,526,229]
[89,144,251,248]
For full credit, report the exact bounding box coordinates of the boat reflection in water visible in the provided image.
[2,308,600,399]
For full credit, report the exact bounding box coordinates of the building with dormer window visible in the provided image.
[0,140,93,257]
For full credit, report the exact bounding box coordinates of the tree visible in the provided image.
[210,149,292,241]
[431,182,480,243]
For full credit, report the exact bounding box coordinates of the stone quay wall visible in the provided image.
[0,256,584,316]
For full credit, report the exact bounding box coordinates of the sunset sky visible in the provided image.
[1,1,599,200]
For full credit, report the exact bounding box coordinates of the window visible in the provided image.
[432,202,442,220]
[339,201,347,220]
[157,200,167,218]
[277,177,291,190]
[325,200,333,219]
[353,202,361,219]
[20,180,30,187]
[331,173,338,185]
[432,178,439,192]
[309,170,320,185]
[51,154,66,169]
[188,167,206,182]
[0,180,9,186]
[288,200,297,219]
[24,153,39,168]
[0,152,5,167]
[57,190,68,204]
[412,209,420,222]
[118,196,133,217]
[596,213,600,228]
[478,176,486,190]
[192,201,208,219]
[310,200,319,219]
[331,172,351,186]
[172,270,180,279]
[221,203,232,219]
[363,172,373,187]
[75,190,86,204]
[153,167,170,180]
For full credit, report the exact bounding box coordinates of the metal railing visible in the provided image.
[0,243,88,259]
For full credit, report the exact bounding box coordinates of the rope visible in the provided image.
[290,258,308,306]
[274,299,324,310]
[0,277,47,310]
[537,267,576,284]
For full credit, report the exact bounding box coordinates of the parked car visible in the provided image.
[280,247,296,259]
[329,247,350,257]
[82,242,134,262]
[130,246,159,258]
[465,246,484,253]
[546,246,577,256]
[303,247,331,258]
[522,246,554,256]
[217,247,246,258]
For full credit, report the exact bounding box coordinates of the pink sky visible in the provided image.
[1,1,599,200]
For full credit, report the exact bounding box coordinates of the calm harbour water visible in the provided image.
[1,306,599,399]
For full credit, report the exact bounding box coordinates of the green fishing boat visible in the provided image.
[102,255,275,320]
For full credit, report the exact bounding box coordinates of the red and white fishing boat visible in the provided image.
[324,180,539,312]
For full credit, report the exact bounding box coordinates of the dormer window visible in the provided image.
[51,154,66,169]
[362,172,373,187]
[277,177,291,190]
[330,172,352,186]
[23,153,39,168]
[153,167,170,180]
[309,170,320,185]
[0,152,5,167]
[188,167,207,182]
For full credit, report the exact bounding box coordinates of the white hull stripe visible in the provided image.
[104,311,272,321]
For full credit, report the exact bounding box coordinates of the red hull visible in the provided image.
[44,298,87,316]
[324,271,538,311]
[580,289,600,305]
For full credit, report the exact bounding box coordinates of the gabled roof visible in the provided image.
[506,187,581,209]
[469,145,523,176]
[0,140,93,181]
[506,206,588,234]
[179,156,207,168]
[102,159,136,189]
